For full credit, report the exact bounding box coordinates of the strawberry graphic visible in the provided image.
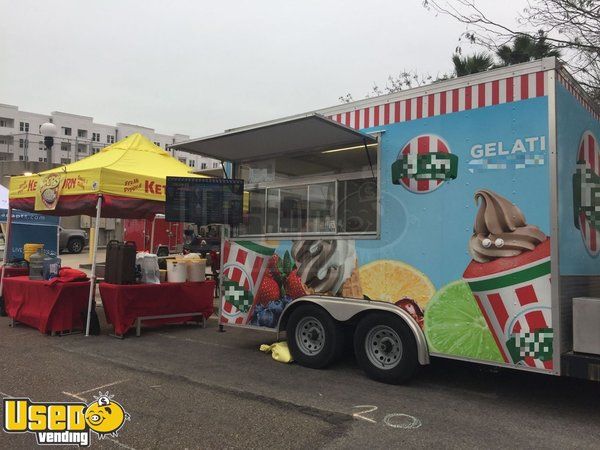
[254,273,281,306]
[285,269,306,299]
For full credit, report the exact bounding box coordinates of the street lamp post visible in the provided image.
[40,122,58,164]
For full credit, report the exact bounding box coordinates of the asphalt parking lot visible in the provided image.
[1,305,599,449]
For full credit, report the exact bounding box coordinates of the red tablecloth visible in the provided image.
[3,276,91,333]
[1,266,29,278]
[99,280,215,336]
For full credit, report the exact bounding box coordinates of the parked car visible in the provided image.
[59,227,87,254]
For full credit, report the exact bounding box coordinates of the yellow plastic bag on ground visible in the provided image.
[259,341,293,363]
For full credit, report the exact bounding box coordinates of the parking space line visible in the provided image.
[63,379,129,402]
[62,391,88,401]
[0,390,11,397]
[76,379,129,396]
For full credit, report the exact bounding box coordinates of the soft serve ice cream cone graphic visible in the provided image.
[291,240,358,297]
[463,189,554,370]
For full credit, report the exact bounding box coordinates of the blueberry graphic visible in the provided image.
[249,304,265,325]
[258,309,275,327]
[269,300,284,316]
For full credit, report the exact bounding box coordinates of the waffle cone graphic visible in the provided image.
[341,259,363,299]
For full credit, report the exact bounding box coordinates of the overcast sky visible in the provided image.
[0,0,524,138]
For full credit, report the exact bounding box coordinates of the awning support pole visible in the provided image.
[363,138,376,181]
[221,161,229,179]
[0,205,13,314]
[85,195,102,336]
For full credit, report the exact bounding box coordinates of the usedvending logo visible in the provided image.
[3,392,130,446]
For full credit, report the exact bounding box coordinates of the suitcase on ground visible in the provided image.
[105,240,136,284]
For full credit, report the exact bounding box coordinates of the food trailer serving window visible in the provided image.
[240,151,378,237]
[171,114,379,239]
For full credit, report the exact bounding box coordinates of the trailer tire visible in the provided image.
[286,304,344,369]
[354,312,418,384]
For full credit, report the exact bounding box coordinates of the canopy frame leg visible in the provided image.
[0,205,13,315]
[217,224,228,333]
[85,195,102,336]
[150,215,156,254]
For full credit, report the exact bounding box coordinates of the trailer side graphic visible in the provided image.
[172,58,600,382]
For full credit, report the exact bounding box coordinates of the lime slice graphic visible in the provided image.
[424,280,503,362]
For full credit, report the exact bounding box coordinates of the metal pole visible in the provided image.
[24,132,29,162]
[217,224,228,332]
[85,195,102,336]
[0,205,13,314]
[150,215,156,253]
[56,218,60,258]
[46,139,53,164]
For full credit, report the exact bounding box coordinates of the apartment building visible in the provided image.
[0,103,220,171]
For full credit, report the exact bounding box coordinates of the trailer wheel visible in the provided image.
[354,312,418,384]
[286,305,344,369]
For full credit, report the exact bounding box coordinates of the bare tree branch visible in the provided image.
[423,0,600,99]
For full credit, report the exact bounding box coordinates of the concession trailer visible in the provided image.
[172,57,600,383]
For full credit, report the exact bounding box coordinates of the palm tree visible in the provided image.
[452,53,495,77]
[496,34,561,66]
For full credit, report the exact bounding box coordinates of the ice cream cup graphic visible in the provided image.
[463,239,553,369]
[463,189,553,370]
[221,240,277,325]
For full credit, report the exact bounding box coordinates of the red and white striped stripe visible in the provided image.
[398,134,451,193]
[327,71,549,130]
[577,131,600,255]
[557,71,600,122]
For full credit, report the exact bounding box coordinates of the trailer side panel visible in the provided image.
[555,71,600,377]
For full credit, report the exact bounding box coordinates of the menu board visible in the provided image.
[165,177,244,225]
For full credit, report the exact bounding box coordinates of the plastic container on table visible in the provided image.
[166,258,187,283]
[184,253,206,282]
[136,252,160,284]
[42,257,61,280]
[28,249,45,280]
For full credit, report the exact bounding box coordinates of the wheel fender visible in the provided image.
[278,296,430,365]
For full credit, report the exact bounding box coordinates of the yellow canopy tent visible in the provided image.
[9,133,204,217]
[4,133,206,335]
